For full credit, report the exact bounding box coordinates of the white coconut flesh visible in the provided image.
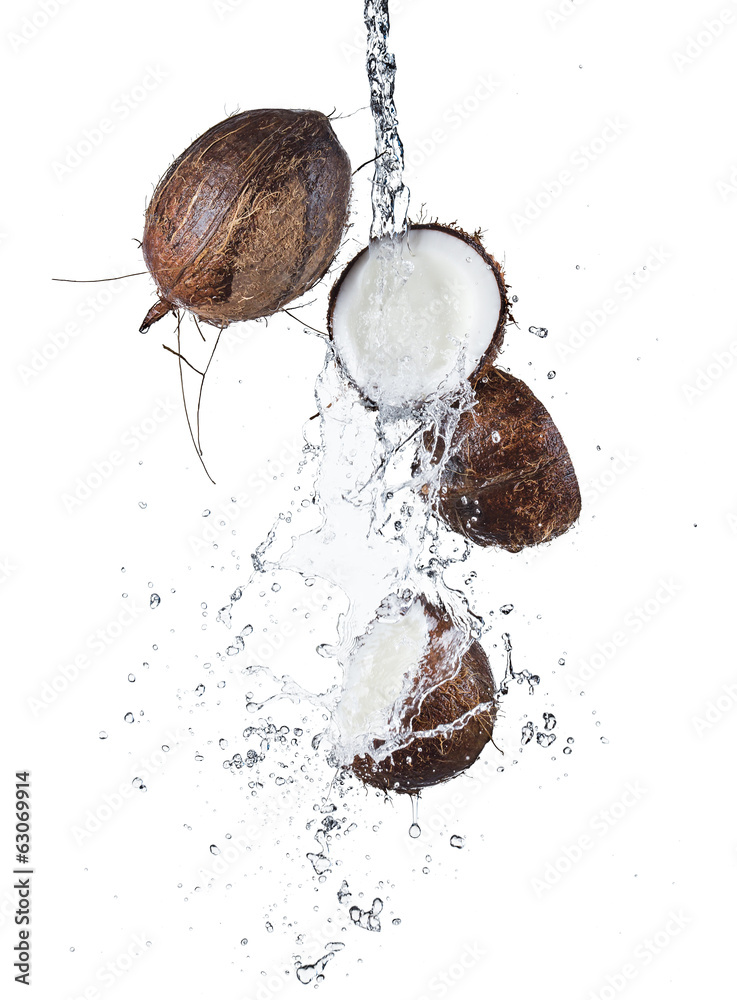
[330,228,502,408]
[333,599,430,757]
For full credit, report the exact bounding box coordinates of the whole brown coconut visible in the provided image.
[140,109,351,331]
[435,366,581,551]
[351,601,498,794]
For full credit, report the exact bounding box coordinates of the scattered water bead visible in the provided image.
[99,731,108,740]
[202,509,211,517]
[491,430,501,443]
[450,835,465,849]
[138,501,147,509]
[521,721,534,745]
[349,899,382,932]
[408,824,421,839]
[231,587,243,601]
[543,712,557,730]
[271,582,281,592]
[500,603,514,615]
[337,880,351,904]
[296,945,343,985]
[547,371,556,379]
[210,845,221,855]
[528,326,548,338]
[195,684,205,696]
[308,852,331,876]
[128,673,136,683]
[536,732,556,748]
[217,606,233,628]
[149,593,161,609]
[563,747,572,755]
[265,922,273,933]
[219,738,229,749]
[240,938,248,946]
[123,713,134,724]
[600,736,609,744]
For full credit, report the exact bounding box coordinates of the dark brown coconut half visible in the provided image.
[327,224,510,408]
[335,596,498,794]
[434,365,581,551]
[140,109,351,331]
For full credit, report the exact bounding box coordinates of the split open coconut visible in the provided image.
[334,595,497,793]
[328,224,509,409]
[434,365,582,551]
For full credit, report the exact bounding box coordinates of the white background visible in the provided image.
[2,1,735,998]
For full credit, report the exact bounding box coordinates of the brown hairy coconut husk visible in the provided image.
[435,365,581,551]
[327,223,510,408]
[140,108,351,331]
[348,599,498,794]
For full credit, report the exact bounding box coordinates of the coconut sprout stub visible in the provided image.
[435,366,581,551]
[328,224,509,409]
[140,109,351,332]
[334,596,497,794]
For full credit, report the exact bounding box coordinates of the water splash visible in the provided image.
[364,0,409,240]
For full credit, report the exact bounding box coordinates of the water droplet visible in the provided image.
[450,835,465,849]
[99,731,108,740]
[149,594,161,609]
[500,603,514,615]
[528,326,548,338]
[219,738,228,749]
[240,938,248,946]
[210,845,220,855]
[128,673,135,683]
[195,684,205,696]
[600,736,609,744]
[543,712,557,730]
[202,509,211,517]
[491,430,501,444]
[123,712,134,724]
[536,732,556,748]
[547,371,556,379]
[521,721,534,745]
[271,582,281,592]
[138,501,147,509]
[265,921,273,933]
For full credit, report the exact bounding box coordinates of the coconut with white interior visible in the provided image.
[333,594,498,793]
[328,224,509,409]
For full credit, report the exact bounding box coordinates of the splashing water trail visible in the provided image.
[364,0,409,240]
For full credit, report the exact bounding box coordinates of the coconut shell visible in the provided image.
[140,109,351,331]
[435,366,581,551]
[326,222,510,399]
[351,602,497,794]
